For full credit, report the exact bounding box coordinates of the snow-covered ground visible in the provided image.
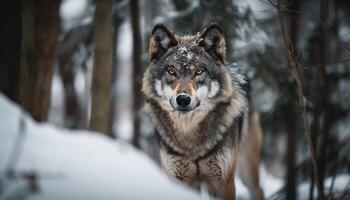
[2,91,349,200]
[5,93,327,200]
[0,94,202,200]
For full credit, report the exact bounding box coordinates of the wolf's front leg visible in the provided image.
[198,146,238,200]
[159,149,198,187]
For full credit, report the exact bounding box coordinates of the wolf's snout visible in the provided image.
[176,95,191,107]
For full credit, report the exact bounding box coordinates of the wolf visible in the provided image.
[142,23,264,200]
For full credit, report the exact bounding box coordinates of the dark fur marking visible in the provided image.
[172,159,193,182]
[207,157,222,178]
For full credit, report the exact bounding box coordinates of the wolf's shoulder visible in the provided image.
[226,63,251,97]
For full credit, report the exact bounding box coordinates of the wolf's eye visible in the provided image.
[167,68,175,75]
[195,68,204,75]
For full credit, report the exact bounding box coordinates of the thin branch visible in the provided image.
[276,0,325,199]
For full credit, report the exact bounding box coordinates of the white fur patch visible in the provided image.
[163,86,174,99]
[195,86,209,99]
[155,80,163,96]
[208,81,220,98]
[155,79,175,100]
[195,81,219,99]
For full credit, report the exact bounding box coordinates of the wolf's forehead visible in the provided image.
[169,44,201,68]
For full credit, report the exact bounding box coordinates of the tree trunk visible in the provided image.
[286,113,296,200]
[130,0,142,148]
[309,0,329,199]
[286,0,301,199]
[317,0,329,194]
[0,0,21,103]
[31,0,61,121]
[89,0,113,134]
[20,0,36,112]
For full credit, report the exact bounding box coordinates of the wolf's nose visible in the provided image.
[176,95,191,107]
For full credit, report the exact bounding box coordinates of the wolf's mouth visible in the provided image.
[170,100,200,113]
[176,107,192,112]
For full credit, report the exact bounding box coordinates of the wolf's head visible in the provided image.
[143,23,236,115]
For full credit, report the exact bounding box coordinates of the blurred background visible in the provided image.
[0,0,350,199]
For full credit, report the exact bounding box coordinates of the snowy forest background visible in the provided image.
[0,0,350,199]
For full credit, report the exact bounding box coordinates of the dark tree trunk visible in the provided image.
[20,0,36,112]
[286,0,301,199]
[327,5,341,193]
[31,0,61,121]
[286,114,296,200]
[309,0,329,198]
[0,0,21,103]
[317,0,329,194]
[89,0,113,134]
[130,0,142,148]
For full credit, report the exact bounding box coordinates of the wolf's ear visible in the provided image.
[198,24,226,63]
[149,24,178,61]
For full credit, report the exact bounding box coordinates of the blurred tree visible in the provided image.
[108,1,126,137]
[0,0,21,103]
[31,0,61,122]
[316,0,329,196]
[130,0,142,148]
[19,0,36,114]
[285,0,302,199]
[89,0,114,134]
[1,0,61,121]
[57,24,92,129]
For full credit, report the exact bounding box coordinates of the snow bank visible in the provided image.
[0,94,201,200]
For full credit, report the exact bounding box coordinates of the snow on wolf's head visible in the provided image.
[142,23,235,115]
